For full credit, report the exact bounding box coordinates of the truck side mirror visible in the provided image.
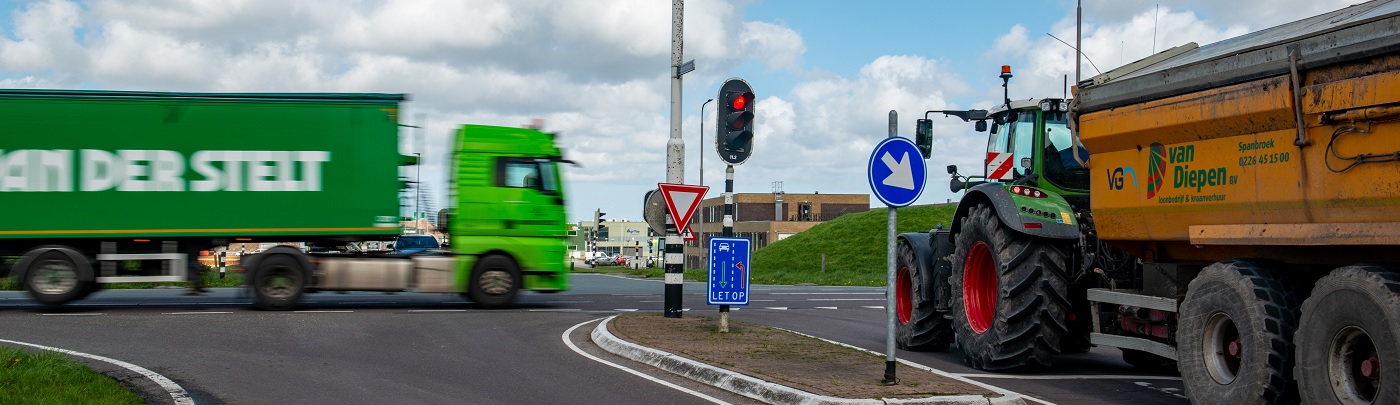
[946,165,958,175]
[975,120,987,132]
[915,119,934,159]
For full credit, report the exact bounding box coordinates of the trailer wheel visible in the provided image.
[1178,260,1299,404]
[468,255,520,309]
[23,251,91,307]
[948,203,1071,371]
[1295,265,1400,405]
[896,242,952,351]
[252,254,306,311]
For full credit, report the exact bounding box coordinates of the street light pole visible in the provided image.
[700,98,713,192]
[414,152,422,234]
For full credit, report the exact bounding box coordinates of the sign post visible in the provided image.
[658,182,709,318]
[708,237,750,333]
[868,111,926,386]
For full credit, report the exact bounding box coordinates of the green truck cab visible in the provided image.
[0,89,569,309]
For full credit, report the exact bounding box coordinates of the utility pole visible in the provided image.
[664,0,687,318]
[414,152,422,234]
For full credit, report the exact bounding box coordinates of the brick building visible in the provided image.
[684,192,868,268]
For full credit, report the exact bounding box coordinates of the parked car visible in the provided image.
[390,235,440,255]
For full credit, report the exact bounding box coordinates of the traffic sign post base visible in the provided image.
[719,305,730,333]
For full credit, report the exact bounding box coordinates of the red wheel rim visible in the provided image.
[963,241,996,334]
[896,265,912,324]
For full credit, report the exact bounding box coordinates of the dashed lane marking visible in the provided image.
[162,312,234,315]
[957,373,1183,381]
[861,306,885,309]
[407,309,468,313]
[294,310,354,313]
[40,313,104,316]
[815,307,838,310]
[807,298,884,301]
[529,309,582,312]
[764,307,789,310]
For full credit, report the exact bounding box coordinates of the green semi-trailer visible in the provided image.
[0,89,569,309]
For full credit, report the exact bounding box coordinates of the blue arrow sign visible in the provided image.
[707,237,751,305]
[867,137,927,207]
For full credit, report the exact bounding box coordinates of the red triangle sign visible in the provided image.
[658,182,709,235]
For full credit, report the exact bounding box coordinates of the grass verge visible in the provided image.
[750,203,956,286]
[0,347,143,404]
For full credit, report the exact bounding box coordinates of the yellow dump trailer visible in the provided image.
[1071,1,1400,403]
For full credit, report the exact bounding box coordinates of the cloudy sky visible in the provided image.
[0,0,1357,223]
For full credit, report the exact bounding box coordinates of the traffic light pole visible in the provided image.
[720,164,734,332]
[663,0,686,319]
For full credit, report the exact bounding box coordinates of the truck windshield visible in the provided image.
[1042,112,1089,191]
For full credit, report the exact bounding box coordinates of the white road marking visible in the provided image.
[0,338,194,405]
[162,312,233,315]
[407,309,467,313]
[1135,381,1188,399]
[774,330,1054,405]
[294,310,354,313]
[561,318,728,404]
[40,313,104,316]
[957,373,1183,381]
[807,298,883,301]
[815,307,838,310]
[530,309,582,312]
[770,292,882,295]
[861,306,885,309]
[615,309,639,312]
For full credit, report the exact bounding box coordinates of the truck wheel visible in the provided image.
[948,203,1071,371]
[23,251,91,307]
[468,255,520,309]
[252,255,306,311]
[1295,265,1400,405]
[896,242,952,351]
[1178,260,1299,404]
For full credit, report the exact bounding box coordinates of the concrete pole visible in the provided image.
[664,0,685,318]
[882,110,898,386]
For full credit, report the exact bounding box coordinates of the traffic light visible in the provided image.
[915,118,933,159]
[594,209,607,239]
[717,78,755,165]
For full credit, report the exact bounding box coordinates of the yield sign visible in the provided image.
[658,182,709,235]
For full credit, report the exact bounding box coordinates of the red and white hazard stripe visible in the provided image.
[987,152,1014,180]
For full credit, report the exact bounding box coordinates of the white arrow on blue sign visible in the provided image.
[867,137,927,207]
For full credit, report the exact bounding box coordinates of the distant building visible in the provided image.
[570,220,662,260]
[684,193,868,268]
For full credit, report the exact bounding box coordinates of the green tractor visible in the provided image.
[896,67,1105,370]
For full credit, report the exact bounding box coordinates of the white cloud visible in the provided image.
[740,21,805,71]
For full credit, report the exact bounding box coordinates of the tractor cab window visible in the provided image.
[1042,112,1090,190]
[499,158,559,194]
[986,111,1036,181]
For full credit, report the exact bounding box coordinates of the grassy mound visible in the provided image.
[751,203,956,286]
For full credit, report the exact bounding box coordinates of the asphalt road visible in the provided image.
[0,274,1187,404]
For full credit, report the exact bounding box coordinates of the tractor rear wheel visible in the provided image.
[896,242,952,351]
[948,203,1071,371]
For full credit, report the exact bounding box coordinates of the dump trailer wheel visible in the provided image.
[23,251,91,307]
[948,203,1072,371]
[251,254,306,311]
[467,255,521,309]
[1178,260,1299,404]
[1295,265,1400,405]
[896,242,952,351]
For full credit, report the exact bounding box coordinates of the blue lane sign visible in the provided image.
[707,237,751,305]
[867,136,927,207]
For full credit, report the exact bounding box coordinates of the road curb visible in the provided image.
[590,316,1027,405]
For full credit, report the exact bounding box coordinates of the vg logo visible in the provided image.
[1108,167,1137,190]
